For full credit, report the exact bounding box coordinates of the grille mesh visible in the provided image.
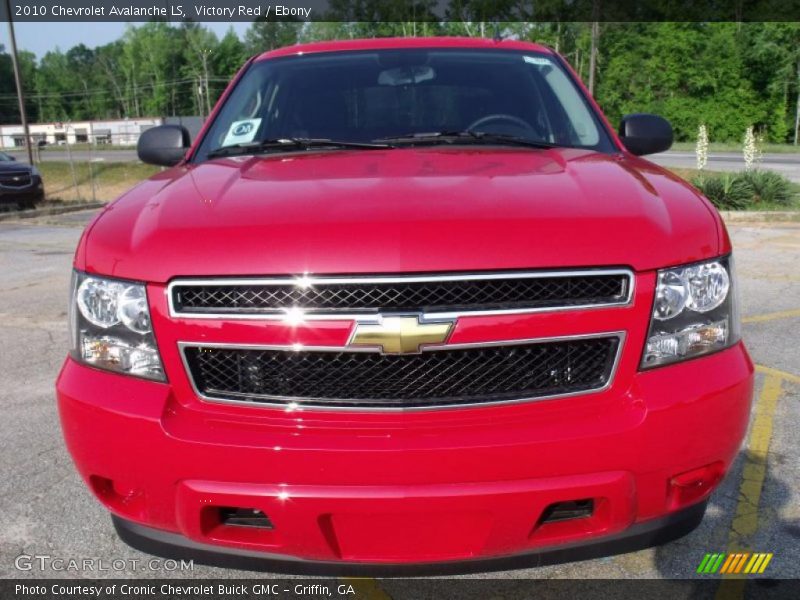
[184,337,619,409]
[172,272,628,315]
[0,172,32,188]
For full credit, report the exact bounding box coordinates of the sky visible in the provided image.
[0,21,251,58]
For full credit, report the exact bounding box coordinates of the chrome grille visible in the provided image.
[170,270,632,317]
[0,171,32,188]
[182,335,622,410]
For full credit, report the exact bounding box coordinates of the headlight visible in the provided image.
[641,256,740,368]
[30,166,40,177]
[70,272,165,381]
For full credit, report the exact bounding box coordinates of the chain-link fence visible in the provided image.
[0,117,203,207]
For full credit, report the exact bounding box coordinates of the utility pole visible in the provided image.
[588,21,600,95]
[588,0,601,95]
[5,0,34,165]
[794,59,799,146]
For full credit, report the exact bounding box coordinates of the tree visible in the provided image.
[597,23,762,141]
[95,41,129,118]
[739,23,800,143]
[214,29,248,78]
[244,21,300,55]
[181,23,219,117]
[2,21,800,143]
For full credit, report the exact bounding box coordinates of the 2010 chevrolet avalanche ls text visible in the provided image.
[56,38,753,573]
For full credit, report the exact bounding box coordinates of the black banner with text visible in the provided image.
[4,579,799,600]
[1,0,800,23]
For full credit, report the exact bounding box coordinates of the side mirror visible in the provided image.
[618,113,673,156]
[8,155,16,161]
[137,125,190,167]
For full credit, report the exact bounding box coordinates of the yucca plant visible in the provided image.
[692,173,752,210]
[743,126,757,170]
[739,170,793,206]
[696,124,709,171]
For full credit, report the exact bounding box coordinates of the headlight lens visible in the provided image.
[117,285,152,333]
[70,272,165,381]
[653,270,690,320]
[684,262,730,313]
[76,278,126,328]
[641,257,739,368]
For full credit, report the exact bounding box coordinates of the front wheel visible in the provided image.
[17,199,36,211]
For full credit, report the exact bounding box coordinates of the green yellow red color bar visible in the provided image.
[697,553,773,574]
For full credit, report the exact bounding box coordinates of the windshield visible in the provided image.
[194,48,614,161]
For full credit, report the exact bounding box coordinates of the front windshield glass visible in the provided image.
[194,48,614,161]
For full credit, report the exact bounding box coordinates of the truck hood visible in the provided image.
[0,161,31,172]
[82,147,720,282]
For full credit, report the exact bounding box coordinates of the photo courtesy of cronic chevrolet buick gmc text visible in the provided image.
[56,38,753,573]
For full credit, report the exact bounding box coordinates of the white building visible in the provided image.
[0,118,163,149]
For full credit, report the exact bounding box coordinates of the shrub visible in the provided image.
[692,173,752,210]
[738,170,794,206]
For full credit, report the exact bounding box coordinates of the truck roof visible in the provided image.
[256,37,554,61]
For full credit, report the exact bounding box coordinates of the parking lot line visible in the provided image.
[754,364,800,385]
[339,578,392,600]
[715,374,783,599]
[729,375,781,542]
[742,308,800,324]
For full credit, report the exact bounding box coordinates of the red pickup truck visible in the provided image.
[56,37,753,572]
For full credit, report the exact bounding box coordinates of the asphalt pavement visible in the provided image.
[0,210,798,587]
[649,151,800,182]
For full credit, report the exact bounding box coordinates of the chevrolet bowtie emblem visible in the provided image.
[349,316,454,354]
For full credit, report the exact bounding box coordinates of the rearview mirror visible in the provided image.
[137,125,190,167]
[378,66,435,86]
[618,114,673,156]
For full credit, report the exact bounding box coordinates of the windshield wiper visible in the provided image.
[207,137,391,158]
[374,131,565,150]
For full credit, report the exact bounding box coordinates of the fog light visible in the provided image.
[644,319,728,366]
[668,462,725,510]
[81,335,162,379]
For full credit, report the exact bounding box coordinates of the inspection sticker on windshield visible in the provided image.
[523,56,552,66]
[222,118,261,146]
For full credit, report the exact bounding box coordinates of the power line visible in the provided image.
[0,77,231,100]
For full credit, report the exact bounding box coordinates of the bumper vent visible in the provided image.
[539,499,595,524]
[182,335,621,410]
[219,507,274,529]
[170,270,631,317]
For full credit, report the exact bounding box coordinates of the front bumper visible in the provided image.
[56,342,753,569]
[113,500,707,575]
[0,183,44,206]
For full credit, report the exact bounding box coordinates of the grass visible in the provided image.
[670,141,800,154]
[668,167,723,180]
[39,161,158,203]
[782,181,800,210]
